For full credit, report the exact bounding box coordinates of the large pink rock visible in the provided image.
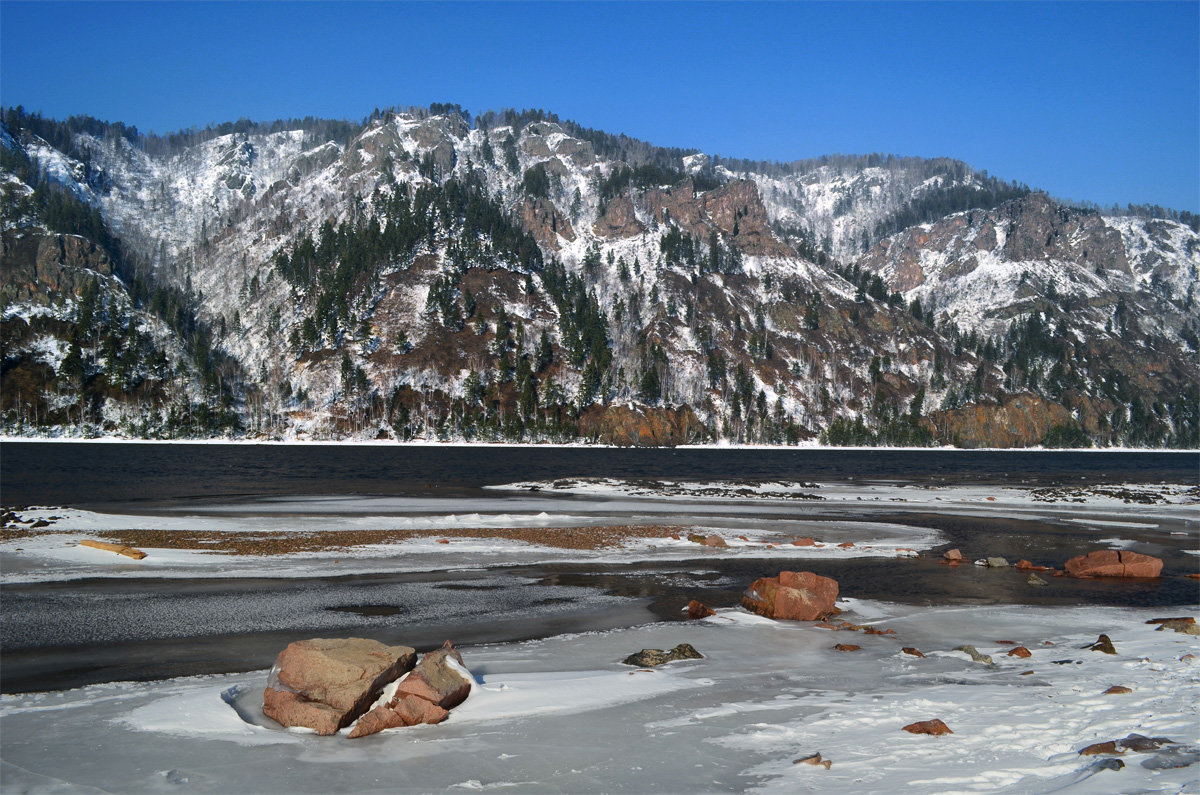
[262,638,416,735]
[741,571,839,621]
[393,640,473,710]
[1064,550,1163,579]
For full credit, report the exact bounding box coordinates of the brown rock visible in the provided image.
[393,640,472,710]
[1104,686,1133,695]
[592,195,645,238]
[262,638,416,734]
[837,542,855,549]
[1007,646,1032,658]
[903,719,953,736]
[902,647,926,658]
[740,571,839,621]
[1015,559,1034,570]
[793,752,832,769]
[1087,634,1118,655]
[1155,620,1200,635]
[701,535,728,548]
[1186,574,1200,580]
[834,643,862,652]
[792,537,816,547]
[576,404,706,446]
[347,696,449,738]
[262,688,345,736]
[1064,550,1163,579]
[943,549,963,561]
[1145,616,1195,625]
[1080,741,1121,756]
[686,600,716,619]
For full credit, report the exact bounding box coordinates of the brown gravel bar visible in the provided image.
[67,524,690,556]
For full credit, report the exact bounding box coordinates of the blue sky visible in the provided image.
[2,1,1196,210]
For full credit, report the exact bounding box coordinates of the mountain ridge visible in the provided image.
[2,104,1196,447]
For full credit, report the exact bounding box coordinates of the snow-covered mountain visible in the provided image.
[2,106,1196,447]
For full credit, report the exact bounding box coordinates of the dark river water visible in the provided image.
[2,442,1196,505]
[1,443,1196,693]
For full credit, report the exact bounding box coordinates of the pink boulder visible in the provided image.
[741,571,839,621]
[262,638,416,735]
[943,549,963,561]
[1064,550,1163,579]
[348,695,450,738]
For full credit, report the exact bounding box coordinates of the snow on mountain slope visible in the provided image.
[3,108,1197,446]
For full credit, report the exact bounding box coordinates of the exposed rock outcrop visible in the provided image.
[622,643,704,667]
[577,404,706,446]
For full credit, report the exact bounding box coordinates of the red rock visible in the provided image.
[1186,574,1200,580]
[1064,550,1163,579]
[741,571,839,621]
[393,640,473,710]
[837,542,855,548]
[1079,741,1120,756]
[902,647,926,658]
[986,496,996,501]
[943,549,963,561]
[1007,646,1032,658]
[902,719,953,736]
[262,688,344,735]
[791,537,816,547]
[1104,685,1132,695]
[262,638,416,735]
[686,599,716,619]
[436,538,450,544]
[737,535,749,542]
[1015,560,1034,570]
[834,643,861,652]
[349,695,450,738]
[701,535,728,547]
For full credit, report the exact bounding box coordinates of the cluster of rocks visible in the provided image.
[941,547,1166,581]
[262,638,472,738]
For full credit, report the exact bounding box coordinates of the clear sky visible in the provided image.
[2,1,1196,211]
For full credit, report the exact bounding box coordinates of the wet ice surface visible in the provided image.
[2,601,1197,794]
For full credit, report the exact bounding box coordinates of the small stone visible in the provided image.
[791,537,816,547]
[837,541,854,549]
[1104,685,1132,695]
[985,557,1010,568]
[954,645,995,665]
[1019,670,1035,675]
[834,643,861,652]
[621,643,703,667]
[1080,741,1121,756]
[1015,559,1034,570]
[1087,634,1117,655]
[901,647,926,658]
[1154,619,1200,635]
[902,719,952,736]
[793,752,831,769]
[943,549,963,561]
[1027,573,1048,587]
[1007,646,1032,658]
[686,600,715,619]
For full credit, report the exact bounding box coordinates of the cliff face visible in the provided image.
[578,404,706,446]
[925,395,1074,448]
[1,229,115,306]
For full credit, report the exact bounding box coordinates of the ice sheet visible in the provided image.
[2,601,1196,794]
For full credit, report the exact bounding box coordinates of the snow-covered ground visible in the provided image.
[2,600,1196,794]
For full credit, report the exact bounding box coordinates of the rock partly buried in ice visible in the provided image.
[263,638,416,735]
[943,548,963,561]
[1064,550,1163,578]
[622,643,704,667]
[349,641,473,738]
[953,645,995,665]
[1086,634,1118,654]
[902,719,953,736]
[394,640,473,709]
[1151,618,1199,636]
[741,571,839,622]
[685,600,716,619]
